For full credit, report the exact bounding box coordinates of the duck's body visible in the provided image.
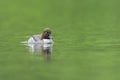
[28,34,53,44]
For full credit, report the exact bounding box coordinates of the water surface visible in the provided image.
[0,0,120,80]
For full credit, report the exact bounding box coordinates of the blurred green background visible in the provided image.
[0,0,120,80]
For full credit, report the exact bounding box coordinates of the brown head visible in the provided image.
[41,28,52,40]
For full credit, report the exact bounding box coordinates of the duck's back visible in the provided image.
[28,35,42,43]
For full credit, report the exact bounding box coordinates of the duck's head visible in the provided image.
[41,28,52,40]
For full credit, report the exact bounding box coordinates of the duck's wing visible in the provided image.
[28,34,42,43]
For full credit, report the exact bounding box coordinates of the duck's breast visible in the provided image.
[43,39,53,44]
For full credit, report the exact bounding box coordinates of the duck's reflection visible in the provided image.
[27,43,53,61]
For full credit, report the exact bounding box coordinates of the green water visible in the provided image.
[0,0,120,80]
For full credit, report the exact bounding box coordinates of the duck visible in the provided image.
[27,28,53,44]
